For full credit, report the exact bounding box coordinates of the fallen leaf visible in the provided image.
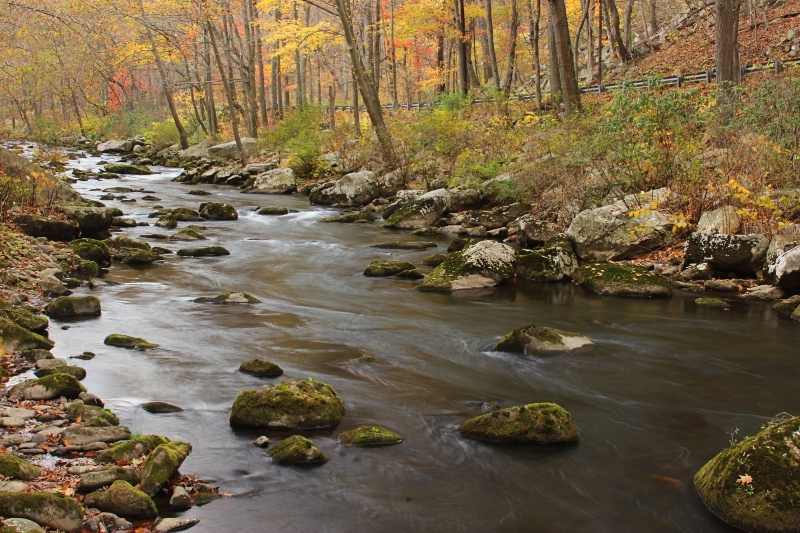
[736,474,753,485]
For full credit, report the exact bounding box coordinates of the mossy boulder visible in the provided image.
[44,296,101,319]
[60,425,131,446]
[66,404,119,426]
[459,402,580,445]
[0,492,84,532]
[694,416,800,533]
[239,359,284,378]
[773,295,800,315]
[9,374,86,400]
[95,435,170,464]
[140,441,192,496]
[418,240,516,291]
[33,363,86,381]
[84,480,157,519]
[193,291,259,304]
[107,235,151,252]
[338,425,402,447]
[268,435,328,465]
[12,214,79,241]
[177,246,230,257]
[381,188,450,229]
[104,334,158,350]
[495,325,595,355]
[0,454,40,480]
[229,379,345,430]
[77,467,140,493]
[76,260,100,279]
[3,308,49,335]
[170,228,206,241]
[257,206,290,216]
[695,297,730,308]
[104,163,152,175]
[320,210,375,223]
[121,250,160,265]
[422,253,449,266]
[69,238,111,266]
[0,318,54,353]
[363,260,416,277]
[170,207,202,222]
[516,236,579,282]
[141,402,183,414]
[199,202,238,221]
[570,262,672,298]
[60,207,115,238]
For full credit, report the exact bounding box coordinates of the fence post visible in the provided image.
[775,59,783,74]
[677,75,683,88]
[706,70,713,84]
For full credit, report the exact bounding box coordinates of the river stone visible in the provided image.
[169,486,192,510]
[44,296,101,319]
[4,307,49,334]
[309,171,379,207]
[0,480,30,492]
[0,454,40,480]
[516,236,578,282]
[142,402,184,413]
[12,214,80,241]
[67,404,119,426]
[372,241,437,250]
[695,415,800,533]
[320,210,376,223]
[199,202,238,221]
[104,163,152,175]
[244,168,297,194]
[0,318,54,352]
[695,297,730,308]
[177,246,230,257]
[683,232,769,277]
[9,374,86,400]
[34,363,86,381]
[97,140,133,153]
[95,435,170,464]
[381,188,451,229]
[1,518,45,533]
[229,379,345,430]
[766,234,800,291]
[69,238,111,265]
[104,334,158,350]
[61,425,131,446]
[418,240,516,292]
[60,207,116,237]
[239,359,284,378]
[570,263,672,298]
[257,206,291,216]
[171,228,206,241]
[154,518,201,532]
[773,295,800,315]
[363,260,416,277]
[169,207,202,222]
[77,466,140,493]
[140,441,192,496]
[85,480,157,519]
[207,137,257,160]
[448,186,484,211]
[82,513,133,532]
[120,249,161,265]
[459,402,580,444]
[515,215,562,248]
[495,325,595,355]
[0,492,84,532]
[268,435,328,465]
[696,205,741,235]
[0,407,36,420]
[338,425,402,447]
[194,291,259,304]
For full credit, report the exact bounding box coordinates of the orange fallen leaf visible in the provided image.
[737,474,753,485]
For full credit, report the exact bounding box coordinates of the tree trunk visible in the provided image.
[208,22,247,166]
[500,0,519,95]
[547,16,562,104]
[529,0,543,110]
[436,33,446,94]
[254,14,268,126]
[623,0,634,51]
[203,27,218,135]
[648,0,658,36]
[485,0,501,87]
[546,0,581,115]
[603,0,632,61]
[455,0,469,95]
[716,0,741,90]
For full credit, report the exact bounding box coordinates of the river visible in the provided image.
[44,151,799,532]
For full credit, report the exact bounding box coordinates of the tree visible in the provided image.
[546,0,580,115]
[715,0,741,91]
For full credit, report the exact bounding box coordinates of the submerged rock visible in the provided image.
[230,379,345,430]
[320,210,376,223]
[177,246,230,257]
[695,415,800,533]
[570,263,672,298]
[104,334,158,350]
[418,240,516,291]
[338,425,402,447]
[363,260,416,277]
[695,297,730,308]
[193,291,259,304]
[372,241,437,250]
[142,402,184,414]
[268,435,328,465]
[239,359,284,378]
[170,228,207,241]
[104,163,152,175]
[495,325,595,355]
[459,403,580,444]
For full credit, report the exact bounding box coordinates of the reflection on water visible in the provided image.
[44,154,797,531]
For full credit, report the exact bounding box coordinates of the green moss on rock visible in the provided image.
[459,402,580,444]
[418,240,517,292]
[239,359,284,378]
[338,425,402,447]
[121,250,160,265]
[103,334,158,350]
[84,480,157,519]
[66,403,119,426]
[199,202,238,221]
[0,318,54,353]
[69,239,110,265]
[363,260,416,277]
[95,435,170,464]
[9,373,86,400]
[0,454,40,480]
[229,378,345,430]
[695,297,730,308]
[140,441,192,495]
[0,491,84,532]
[44,296,101,319]
[3,307,49,334]
[268,435,328,465]
[193,291,259,304]
[570,262,672,298]
[320,211,374,223]
[495,324,595,355]
[694,416,800,533]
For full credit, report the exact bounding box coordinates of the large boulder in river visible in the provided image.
[85,480,157,519]
[69,238,111,265]
[44,296,101,319]
[683,232,769,277]
[208,137,258,160]
[229,379,345,430]
[418,240,516,291]
[96,435,170,464]
[59,207,115,238]
[695,415,800,533]
[570,262,672,298]
[243,168,297,194]
[495,324,595,355]
[309,171,379,207]
[0,492,84,532]
[382,189,450,229]
[269,435,328,465]
[12,214,79,241]
[516,236,578,282]
[459,403,580,445]
[199,202,238,220]
[140,441,192,495]
[566,193,675,261]
[104,163,152,175]
[765,230,800,291]
[97,140,134,153]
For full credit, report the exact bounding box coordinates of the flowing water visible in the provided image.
[43,152,800,532]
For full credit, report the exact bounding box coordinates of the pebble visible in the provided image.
[153,518,200,532]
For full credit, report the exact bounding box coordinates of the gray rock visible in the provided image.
[418,240,516,291]
[61,425,131,446]
[142,401,184,413]
[82,512,133,532]
[177,139,216,159]
[140,441,192,495]
[244,168,296,194]
[96,140,133,153]
[1,518,46,533]
[77,467,140,493]
[169,486,192,509]
[12,214,79,241]
[448,186,484,211]
[207,137,257,160]
[696,205,741,235]
[153,518,201,532]
[741,285,786,301]
[0,481,31,492]
[382,189,450,229]
[253,436,270,448]
[0,492,84,532]
[9,374,86,400]
[309,171,379,207]
[245,162,277,174]
[683,232,769,277]
[516,236,578,282]
[515,215,562,248]
[44,296,101,319]
[766,234,800,291]
[84,480,157,519]
[495,324,594,354]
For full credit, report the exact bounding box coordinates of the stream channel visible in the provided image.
[41,151,800,532]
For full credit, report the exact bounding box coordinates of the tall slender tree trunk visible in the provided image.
[203,28,218,135]
[547,0,581,115]
[500,0,519,95]
[529,0,543,110]
[455,0,469,95]
[255,21,268,126]
[484,0,501,87]
[604,0,632,61]
[716,0,741,90]
[208,22,247,166]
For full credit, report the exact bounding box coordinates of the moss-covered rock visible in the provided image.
[372,241,437,250]
[0,454,40,480]
[84,480,157,519]
[140,441,192,496]
[495,324,595,355]
[381,189,450,229]
[229,379,345,430]
[9,373,86,400]
[418,240,516,292]
[695,416,800,533]
[0,318,54,353]
[239,359,284,378]
[338,425,402,447]
[193,291,259,304]
[95,435,170,464]
[2,308,49,335]
[77,467,140,493]
[141,402,183,413]
[268,435,328,465]
[76,260,100,279]
[44,296,101,319]
[773,295,800,315]
[516,236,578,282]
[33,363,86,381]
[320,211,375,223]
[176,246,230,257]
[199,202,238,221]
[120,250,160,265]
[106,235,151,252]
[257,206,291,216]
[422,253,449,266]
[695,297,730,308]
[570,262,672,298]
[0,492,84,532]
[170,228,206,241]
[104,163,152,175]
[12,214,79,241]
[363,260,416,277]
[170,207,202,221]
[459,402,580,444]
[69,239,111,266]
[103,334,158,350]
[66,404,119,426]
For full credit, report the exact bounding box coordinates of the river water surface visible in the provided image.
[44,153,800,532]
